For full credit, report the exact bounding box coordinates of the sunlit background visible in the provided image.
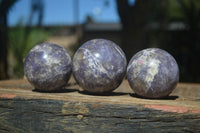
[8,0,120,26]
[1,0,200,83]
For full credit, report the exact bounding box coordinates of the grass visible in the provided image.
[8,25,52,78]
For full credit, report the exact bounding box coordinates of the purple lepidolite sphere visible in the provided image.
[24,42,72,91]
[72,39,127,93]
[127,48,179,98]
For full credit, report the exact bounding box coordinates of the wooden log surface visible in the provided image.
[0,78,200,133]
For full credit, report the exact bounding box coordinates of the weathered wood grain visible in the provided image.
[0,79,200,133]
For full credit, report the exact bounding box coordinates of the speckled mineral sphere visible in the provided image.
[127,48,179,98]
[73,39,127,94]
[24,42,72,91]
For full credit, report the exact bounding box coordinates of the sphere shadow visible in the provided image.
[78,90,129,96]
[66,82,77,86]
[129,93,179,100]
[32,82,79,93]
[32,87,79,93]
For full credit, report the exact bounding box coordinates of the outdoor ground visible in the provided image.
[46,35,78,56]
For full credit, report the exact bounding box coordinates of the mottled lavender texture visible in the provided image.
[127,48,179,98]
[24,42,72,91]
[73,39,127,93]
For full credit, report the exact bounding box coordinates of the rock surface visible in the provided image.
[127,48,179,98]
[24,42,72,91]
[73,39,127,93]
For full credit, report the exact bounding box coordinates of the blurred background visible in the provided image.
[0,0,200,82]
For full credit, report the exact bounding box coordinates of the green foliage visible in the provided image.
[167,0,200,21]
[9,23,50,78]
[167,0,184,20]
[162,0,200,82]
[116,0,200,82]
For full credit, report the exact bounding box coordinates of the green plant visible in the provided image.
[9,23,50,78]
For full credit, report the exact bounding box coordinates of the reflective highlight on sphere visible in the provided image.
[73,39,127,93]
[127,48,179,98]
[24,42,72,91]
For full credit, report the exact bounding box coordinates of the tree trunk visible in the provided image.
[116,0,150,61]
[0,14,9,79]
[0,0,18,79]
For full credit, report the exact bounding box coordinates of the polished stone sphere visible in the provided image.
[73,39,127,94]
[127,48,179,98]
[24,42,72,91]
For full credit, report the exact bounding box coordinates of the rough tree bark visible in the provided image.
[0,79,200,132]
